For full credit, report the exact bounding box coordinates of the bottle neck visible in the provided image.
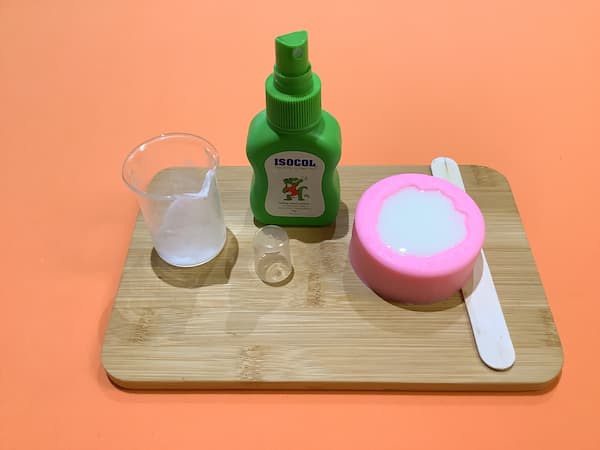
[267,111,323,135]
[265,73,322,133]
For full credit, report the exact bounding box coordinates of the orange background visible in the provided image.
[1,0,599,448]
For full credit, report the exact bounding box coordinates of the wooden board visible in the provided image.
[102,165,563,391]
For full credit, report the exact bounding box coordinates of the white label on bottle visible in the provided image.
[264,151,325,217]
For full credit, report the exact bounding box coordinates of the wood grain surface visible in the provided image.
[101,165,563,390]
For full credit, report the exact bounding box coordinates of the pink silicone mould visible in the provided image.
[349,173,485,304]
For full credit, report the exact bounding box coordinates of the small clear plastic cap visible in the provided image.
[253,225,292,284]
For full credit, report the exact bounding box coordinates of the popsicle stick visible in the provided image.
[431,157,516,370]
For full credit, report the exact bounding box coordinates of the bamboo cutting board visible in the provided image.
[102,165,563,390]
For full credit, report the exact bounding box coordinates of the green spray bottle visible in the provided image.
[246,30,341,226]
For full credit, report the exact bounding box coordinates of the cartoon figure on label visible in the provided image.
[282,177,308,201]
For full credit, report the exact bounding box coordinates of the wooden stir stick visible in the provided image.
[431,157,515,370]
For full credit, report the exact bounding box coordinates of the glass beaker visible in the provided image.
[122,133,226,267]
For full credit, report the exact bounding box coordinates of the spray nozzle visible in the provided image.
[266,30,322,131]
[275,30,310,77]
[273,30,313,95]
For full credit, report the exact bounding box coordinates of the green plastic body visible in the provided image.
[246,110,341,226]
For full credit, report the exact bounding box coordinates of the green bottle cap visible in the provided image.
[266,30,322,132]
